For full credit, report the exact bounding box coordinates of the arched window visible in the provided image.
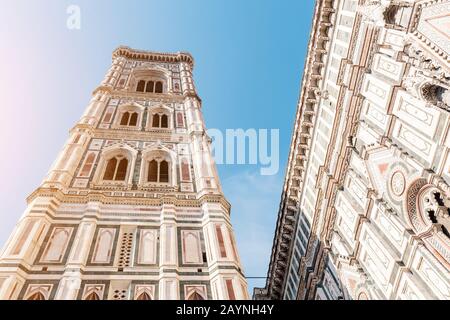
[152,114,160,128]
[120,112,130,125]
[187,292,204,300]
[151,113,170,129]
[146,81,154,93]
[146,159,170,183]
[160,160,169,183]
[148,160,158,182]
[129,112,138,126]
[161,114,168,128]
[103,157,128,181]
[84,292,100,300]
[103,157,117,180]
[115,158,128,180]
[137,80,165,94]
[155,81,163,93]
[120,112,139,127]
[136,292,152,300]
[27,292,46,300]
[136,80,146,92]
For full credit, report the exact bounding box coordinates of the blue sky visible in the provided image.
[0,0,314,294]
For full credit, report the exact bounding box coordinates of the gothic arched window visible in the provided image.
[152,114,160,128]
[120,112,130,125]
[138,80,164,94]
[160,160,169,183]
[120,112,139,127]
[129,112,138,126]
[146,81,154,93]
[136,80,146,92]
[27,292,46,300]
[155,81,163,93]
[103,156,129,181]
[146,159,170,183]
[151,113,170,129]
[148,160,158,182]
[161,114,168,128]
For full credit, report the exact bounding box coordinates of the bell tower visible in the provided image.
[0,46,249,300]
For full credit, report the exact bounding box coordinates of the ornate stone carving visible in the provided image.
[404,179,450,265]
[357,1,391,27]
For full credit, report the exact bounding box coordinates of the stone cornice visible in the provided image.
[92,85,186,102]
[26,187,231,212]
[112,46,194,68]
[76,127,190,143]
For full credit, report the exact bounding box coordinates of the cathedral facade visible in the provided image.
[0,47,248,300]
[256,0,450,300]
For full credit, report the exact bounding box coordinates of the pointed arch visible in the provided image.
[159,160,169,183]
[182,231,202,264]
[115,158,128,181]
[93,229,115,263]
[84,292,100,300]
[95,143,138,187]
[147,104,173,130]
[129,112,138,126]
[131,65,170,94]
[155,81,163,93]
[139,146,177,187]
[115,103,144,129]
[27,292,46,300]
[160,114,168,128]
[103,157,118,180]
[136,80,146,92]
[138,229,157,264]
[187,291,205,300]
[42,228,71,262]
[120,112,130,125]
[148,160,158,182]
[136,292,152,300]
[152,114,160,128]
[146,81,154,93]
